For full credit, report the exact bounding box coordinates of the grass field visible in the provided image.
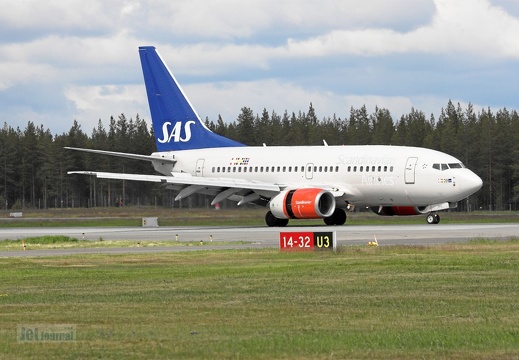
[0,207,518,227]
[0,236,249,251]
[1,240,519,359]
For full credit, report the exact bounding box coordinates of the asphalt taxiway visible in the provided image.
[1,223,518,257]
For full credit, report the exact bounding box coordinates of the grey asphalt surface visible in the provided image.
[1,223,518,257]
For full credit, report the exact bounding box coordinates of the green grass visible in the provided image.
[0,207,518,228]
[0,236,249,250]
[1,242,519,359]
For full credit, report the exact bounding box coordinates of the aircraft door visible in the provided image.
[405,157,418,184]
[305,163,314,180]
[195,159,205,177]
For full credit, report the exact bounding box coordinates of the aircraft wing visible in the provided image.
[68,170,359,208]
[68,171,281,204]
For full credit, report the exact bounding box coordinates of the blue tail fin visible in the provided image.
[138,46,244,151]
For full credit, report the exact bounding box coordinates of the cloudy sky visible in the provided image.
[1,0,519,136]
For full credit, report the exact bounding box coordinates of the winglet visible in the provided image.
[138,46,244,151]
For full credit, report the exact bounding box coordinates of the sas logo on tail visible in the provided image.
[158,120,196,143]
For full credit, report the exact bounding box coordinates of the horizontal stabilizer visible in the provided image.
[65,147,176,164]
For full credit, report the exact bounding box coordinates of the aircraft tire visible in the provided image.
[324,208,347,226]
[265,211,277,227]
[334,208,347,225]
[265,211,289,227]
[426,213,440,224]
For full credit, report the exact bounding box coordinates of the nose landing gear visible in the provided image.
[426,213,440,224]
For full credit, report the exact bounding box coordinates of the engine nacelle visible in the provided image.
[269,188,336,219]
[371,206,423,216]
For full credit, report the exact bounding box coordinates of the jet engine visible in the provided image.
[269,188,336,219]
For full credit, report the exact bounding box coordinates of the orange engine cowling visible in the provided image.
[269,188,336,219]
[371,206,423,216]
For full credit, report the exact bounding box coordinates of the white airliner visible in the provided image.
[67,46,483,226]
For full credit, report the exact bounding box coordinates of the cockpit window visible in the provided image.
[433,163,464,171]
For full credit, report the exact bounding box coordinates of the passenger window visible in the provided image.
[360,166,363,172]
[347,166,351,172]
[384,166,387,172]
[353,166,357,172]
[390,166,394,172]
[378,166,381,172]
[336,166,339,172]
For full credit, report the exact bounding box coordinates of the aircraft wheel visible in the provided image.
[265,211,289,227]
[434,213,440,224]
[323,216,335,225]
[265,211,277,227]
[334,208,347,225]
[277,218,289,227]
[426,213,440,224]
[324,208,347,226]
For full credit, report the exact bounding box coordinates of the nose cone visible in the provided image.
[462,171,483,197]
[474,174,483,191]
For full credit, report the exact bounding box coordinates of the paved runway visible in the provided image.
[1,223,518,257]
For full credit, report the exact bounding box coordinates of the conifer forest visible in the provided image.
[1,100,518,212]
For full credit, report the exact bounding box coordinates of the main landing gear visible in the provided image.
[323,208,347,226]
[426,213,440,224]
[265,211,289,227]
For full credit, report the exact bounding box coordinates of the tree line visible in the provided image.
[1,100,518,211]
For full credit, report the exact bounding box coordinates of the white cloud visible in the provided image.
[284,0,519,59]
[183,80,450,124]
[129,0,519,76]
[0,0,518,135]
[64,84,150,132]
[135,0,434,40]
[0,0,113,33]
[0,61,57,90]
